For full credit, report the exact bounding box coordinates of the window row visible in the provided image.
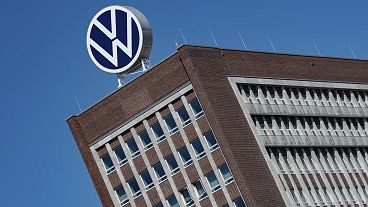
[100,98,205,173]
[253,116,368,137]
[101,130,219,174]
[155,164,235,207]
[239,84,368,108]
[253,116,368,131]
[290,186,368,206]
[269,147,368,174]
[165,98,204,135]
[114,164,234,206]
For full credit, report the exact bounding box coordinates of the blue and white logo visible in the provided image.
[87,6,152,74]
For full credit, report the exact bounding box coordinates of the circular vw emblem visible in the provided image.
[87,6,152,74]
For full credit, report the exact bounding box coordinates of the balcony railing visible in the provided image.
[261,135,368,147]
[244,103,368,118]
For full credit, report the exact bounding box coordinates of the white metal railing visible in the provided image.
[261,135,368,147]
[245,103,368,117]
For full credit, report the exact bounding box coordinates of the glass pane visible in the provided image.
[192,139,205,157]
[166,155,178,172]
[127,139,139,156]
[152,122,164,141]
[181,188,193,205]
[114,147,126,163]
[167,196,179,207]
[234,197,247,207]
[193,180,206,198]
[165,115,178,134]
[116,186,128,203]
[141,170,153,188]
[206,172,219,190]
[128,179,140,194]
[101,154,114,171]
[139,130,152,149]
[177,107,191,125]
[190,99,203,117]
[154,202,163,207]
[204,131,218,150]
[153,163,166,180]
[219,164,233,183]
[179,147,192,165]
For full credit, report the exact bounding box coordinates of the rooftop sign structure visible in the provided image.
[86,6,152,86]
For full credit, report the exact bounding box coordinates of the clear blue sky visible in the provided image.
[0,0,367,206]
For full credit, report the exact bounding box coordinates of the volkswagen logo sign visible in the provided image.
[87,6,152,74]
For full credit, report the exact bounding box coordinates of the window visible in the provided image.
[101,154,115,173]
[115,186,129,205]
[179,147,193,167]
[316,189,325,205]
[192,180,207,200]
[140,170,154,190]
[154,202,163,207]
[151,122,165,142]
[234,197,247,207]
[290,189,300,206]
[139,130,152,150]
[206,171,220,192]
[164,114,178,135]
[153,162,167,182]
[177,106,191,126]
[167,195,179,207]
[166,154,179,175]
[114,146,127,165]
[128,179,141,198]
[190,98,204,118]
[204,131,219,151]
[180,187,194,206]
[191,139,205,159]
[219,164,234,184]
[127,139,140,158]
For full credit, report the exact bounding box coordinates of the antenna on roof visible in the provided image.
[209,29,219,47]
[175,41,179,48]
[178,27,188,44]
[74,95,82,112]
[267,34,276,53]
[313,41,322,57]
[238,32,248,50]
[348,43,357,59]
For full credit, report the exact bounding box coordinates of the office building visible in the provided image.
[67,45,368,207]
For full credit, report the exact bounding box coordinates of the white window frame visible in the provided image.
[204,131,219,151]
[140,170,154,191]
[113,146,128,166]
[101,154,115,173]
[191,139,206,159]
[151,122,165,142]
[165,155,180,175]
[115,186,129,205]
[192,180,207,200]
[126,139,140,159]
[180,187,195,207]
[176,106,191,127]
[138,130,153,151]
[164,115,179,135]
[153,163,167,183]
[206,172,220,192]
[189,98,204,119]
[179,147,193,167]
[218,164,234,185]
[128,179,142,198]
[166,195,179,207]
